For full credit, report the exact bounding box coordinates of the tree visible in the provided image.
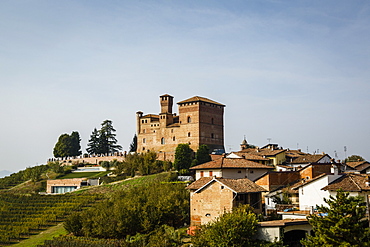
[345,155,365,163]
[173,144,194,172]
[192,204,259,247]
[301,190,370,247]
[53,131,82,158]
[69,131,82,156]
[129,134,137,152]
[99,120,122,154]
[194,144,211,166]
[86,128,100,155]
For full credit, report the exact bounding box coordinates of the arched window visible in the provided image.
[187,116,191,123]
[143,138,146,143]
[161,137,165,145]
[173,136,176,141]
[188,132,191,137]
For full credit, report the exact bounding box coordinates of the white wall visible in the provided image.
[299,174,341,210]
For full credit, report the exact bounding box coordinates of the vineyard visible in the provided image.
[0,193,102,245]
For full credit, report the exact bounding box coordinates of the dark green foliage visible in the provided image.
[302,190,370,247]
[87,128,100,155]
[87,120,122,155]
[53,131,82,158]
[129,134,137,152]
[114,152,172,177]
[174,144,194,172]
[64,182,189,239]
[100,119,122,153]
[192,204,259,247]
[194,144,211,166]
[345,154,365,162]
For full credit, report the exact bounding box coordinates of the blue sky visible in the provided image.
[1,0,369,172]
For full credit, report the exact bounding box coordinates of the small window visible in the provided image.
[188,132,191,137]
[211,118,214,124]
[211,133,214,139]
[205,213,211,217]
[187,116,191,123]
[238,170,241,173]
[173,136,176,141]
[161,138,165,145]
[221,186,224,189]
[209,171,213,177]
[200,171,204,177]
[143,138,146,143]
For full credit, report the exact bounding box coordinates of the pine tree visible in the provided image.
[129,134,137,152]
[99,120,122,153]
[301,189,370,247]
[86,128,100,155]
[69,131,82,156]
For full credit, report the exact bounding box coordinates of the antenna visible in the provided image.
[267,138,271,144]
[334,150,338,159]
[344,146,347,160]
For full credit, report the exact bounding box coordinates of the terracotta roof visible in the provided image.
[186,177,266,193]
[321,173,370,192]
[177,96,225,107]
[189,157,274,170]
[290,154,329,164]
[247,149,286,157]
[142,114,159,119]
[230,152,270,161]
[346,161,370,172]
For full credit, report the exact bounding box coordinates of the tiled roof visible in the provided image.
[230,152,270,161]
[248,149,286,157]
[189,157,274,170]
[321,173,370,192]
[346,161,370,172]
[177,96,225,107]
[186,177,266,193]
[142,114,159,118]
[290,154,328,164]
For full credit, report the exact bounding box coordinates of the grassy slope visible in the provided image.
[11,223,67,247]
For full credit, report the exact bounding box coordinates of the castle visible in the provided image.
[136,94,225,154]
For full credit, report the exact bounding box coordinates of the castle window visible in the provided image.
[187,116,191,123]
[161,137,165,145]
[143,129,146,133]
[211,133,214,139]
[188,132,191,137]
[173,136,175,141]
[211,118,214,124]
[143,138,146,143]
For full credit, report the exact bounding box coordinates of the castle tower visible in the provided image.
[159,94,174,127]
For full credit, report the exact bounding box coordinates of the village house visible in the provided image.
[287,153,331,168]
[322,172,370,199]
[186,177,266,226]
[190,155,274,181]
[345,161,370,174]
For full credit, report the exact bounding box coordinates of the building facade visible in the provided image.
[136,94,225,153]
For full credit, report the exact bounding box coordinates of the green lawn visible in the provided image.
[58,171,110,179]
[12,223,67,247]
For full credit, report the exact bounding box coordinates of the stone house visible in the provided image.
[186,177,266,226]
[345,161,370,174]
[136,94,225,154]
[190,156,274,181]
[46,178,99,194]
